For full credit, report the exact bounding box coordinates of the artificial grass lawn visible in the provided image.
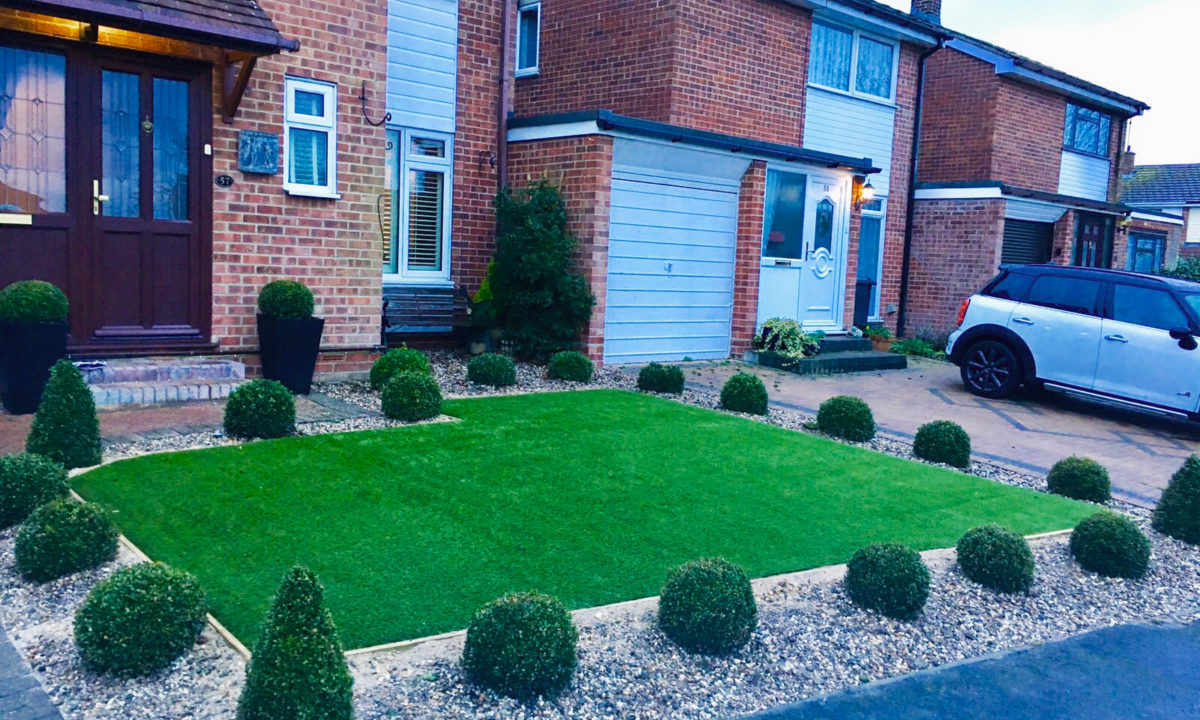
[73,389,1091,649]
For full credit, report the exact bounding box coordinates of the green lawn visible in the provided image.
[74,390,1089,649]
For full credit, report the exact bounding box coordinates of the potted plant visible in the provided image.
[863,325,894,352]
[0,280,69,415]
[256,280,324,395]
[469,261,498,355]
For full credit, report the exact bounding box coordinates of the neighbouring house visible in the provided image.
[903,0,1154,336]
[1120,164,1200,264]
[0,0,504,378]
[505,0,952,364]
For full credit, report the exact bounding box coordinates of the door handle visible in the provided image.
[1012,317,1034,325]
[1104,334,1129,343]
[92,179,110,216]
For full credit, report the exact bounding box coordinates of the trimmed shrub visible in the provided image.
[369,347,432,391]
[381,372,442,422]
[15,499,118,583]
[816,395,875,442]
[25,360,101,469]
[912,420,972,469]
[490,182,595,360]
[1047,456,1111,504]
[0,280,68,324]
[637,363,685,394]
[74,563,207,677]
[845,543,930,621]
[956,524,1035,594]
[547,351,593,383]
[237,566,353,720]
[720,372,768,415]
[890,337,943,359]
[223,380,295,439]
[1152,454,1200,544]
[754,318,821,358]
[468,353,517,387]
[1070,511,1151,580]
[462,592,578,701]
[0,452,68,529]
[257,280,314,320]
[658,557,757,655]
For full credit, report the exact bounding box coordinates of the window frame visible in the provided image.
[515,0,541,78]
[807,20,899,104]
[283,76,339,199]
[384,127,454,285]
[857,197,887,320]
[1063,102,1112,159]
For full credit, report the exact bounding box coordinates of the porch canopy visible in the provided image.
[6,0,298,54]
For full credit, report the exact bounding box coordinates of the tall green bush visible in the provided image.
[0,452,68,528]
[1153,454,1200,544]
[25,360,101,469]
[490,181,595,359]
[238,566,353,720]
[1157,257,1200,282]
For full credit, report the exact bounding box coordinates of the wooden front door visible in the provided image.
[1073,212,1114,269]
[0,34,212,350]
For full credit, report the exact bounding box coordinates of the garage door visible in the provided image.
[603,165,741,364]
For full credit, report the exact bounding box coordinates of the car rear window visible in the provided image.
[982,271,1033,301]
[1025,276,1102,315]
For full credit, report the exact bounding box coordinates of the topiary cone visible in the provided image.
[26,359,101,469]
[238,566,353,720]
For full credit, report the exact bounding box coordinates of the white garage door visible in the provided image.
[603,163,742,364]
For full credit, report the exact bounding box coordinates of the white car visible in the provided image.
[947,265,1200,420]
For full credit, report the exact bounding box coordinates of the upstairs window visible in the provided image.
[809,22,896,101]
[283,77,338,198]
[516,0,541,77]
[1064,103,1111,157]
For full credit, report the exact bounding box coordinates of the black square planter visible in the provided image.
[257,314,325,395]
[0,321,68,415]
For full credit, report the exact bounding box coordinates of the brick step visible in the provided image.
[76,357,245,385]
[818,336,873,354]
[90,378,246,407]
[754,349,908,376]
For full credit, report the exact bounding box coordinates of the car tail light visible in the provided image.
[956,298,971,327]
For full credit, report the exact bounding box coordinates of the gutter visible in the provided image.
[896,37,946,339]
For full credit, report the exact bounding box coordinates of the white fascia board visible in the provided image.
[507,121,603,143]
[1130,212,1184,226]
[914,186,1004,200]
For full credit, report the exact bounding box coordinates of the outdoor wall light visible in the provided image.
[853,177,877,206]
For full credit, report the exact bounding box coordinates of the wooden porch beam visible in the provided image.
[220,52,259,122]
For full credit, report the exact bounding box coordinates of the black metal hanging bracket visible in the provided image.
[359,80,391,127]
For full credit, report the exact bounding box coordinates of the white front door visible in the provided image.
[756,170,850,334]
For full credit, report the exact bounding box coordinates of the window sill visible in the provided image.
[807,83,896,109]
[283,185,342,200]
[515,68,540,79]
[383,276,454,287]
[1061,147,1112,162]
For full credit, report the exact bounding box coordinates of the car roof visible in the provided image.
[1006,264,1200,292]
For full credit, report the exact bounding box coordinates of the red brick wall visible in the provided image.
[731,161,766,357]
[507,136,614,359]
[877,43,921,331]
[918,49,997,185]
[906,199,1006,335]
[1050,210,1076,265]
[990,79,1064,193]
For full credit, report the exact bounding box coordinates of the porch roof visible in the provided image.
[6,0,299,54]
[916,181,1132,216]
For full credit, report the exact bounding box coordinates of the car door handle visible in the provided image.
[1104,334,1128,343]
[1012,317,1034,325]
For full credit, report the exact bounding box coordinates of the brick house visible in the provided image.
[1120,164,1199,262]
[0,0,504,379]
[903,0,1155,336]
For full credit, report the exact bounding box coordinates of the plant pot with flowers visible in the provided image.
[0,280,69,415]
[256,280,324,395]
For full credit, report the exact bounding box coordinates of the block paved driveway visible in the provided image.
[743,621,1200,720]
[675,358,1200,507]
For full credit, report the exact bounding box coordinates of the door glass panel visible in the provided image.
[102,70,140,217]
[762,170,806,259]
[1111,284,1188,331]
[0,45,66,214]
[814,198,834,252]
[406,169,444,271]
[152,78,188,220]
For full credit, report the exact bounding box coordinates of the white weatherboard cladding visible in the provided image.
[1004,198,1067,223]
[1057,151,1110,202]
[1189,210,1200,244]
[387,0,457,133]
[802,87,895,195]
[604,139,749,364]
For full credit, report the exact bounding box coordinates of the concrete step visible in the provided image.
[90,378,245,407]
[818,336,873,354]
[754,349,908,376]
[76,357,245,385]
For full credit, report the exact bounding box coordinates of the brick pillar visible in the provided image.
[730,161,766,357]
[1051,210,1076,265]
[843,200,863,330]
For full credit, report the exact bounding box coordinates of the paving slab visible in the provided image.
[743,621,1200,720]
[675,358,1200,506]
[0,625,61,720]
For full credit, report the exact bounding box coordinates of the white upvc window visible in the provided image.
[384,127,454,283]
[809,21,898,103]
[283,77,339,198]
[516,0,541,77]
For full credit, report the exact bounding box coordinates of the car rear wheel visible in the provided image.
[960,340,1021,398]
